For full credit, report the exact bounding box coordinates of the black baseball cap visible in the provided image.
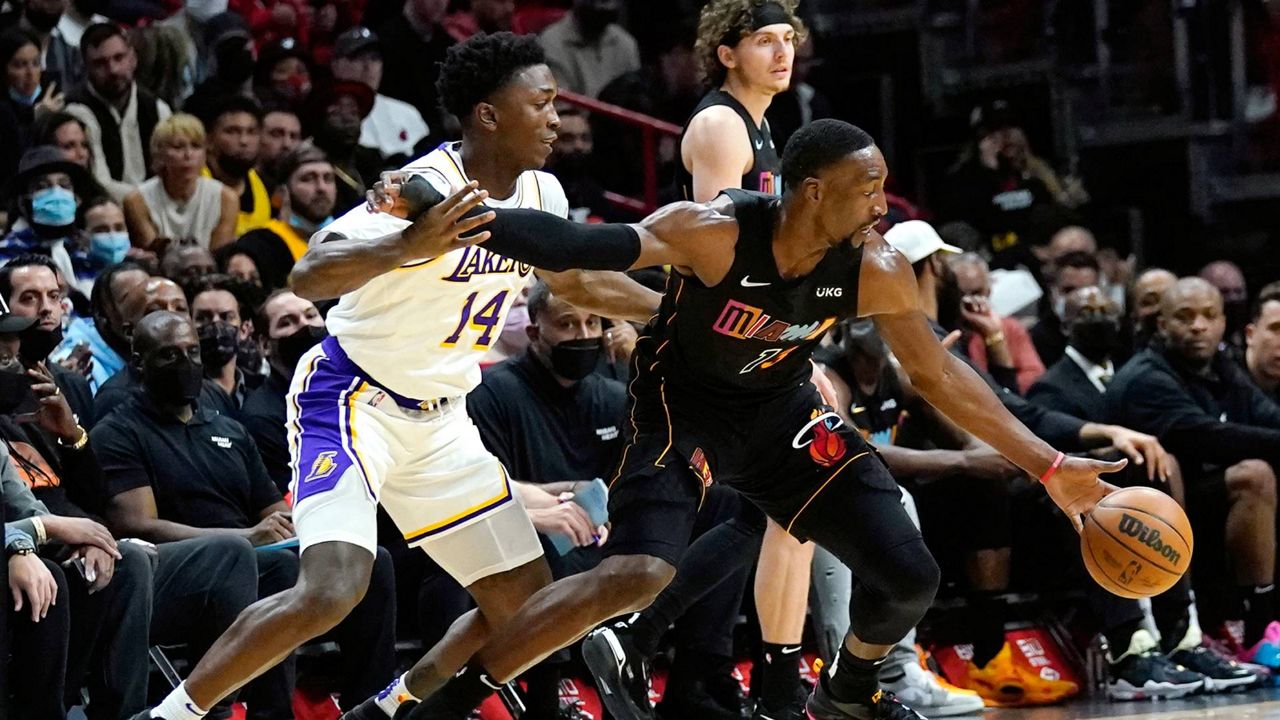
[334,27,380,59]
[0,295,36,334]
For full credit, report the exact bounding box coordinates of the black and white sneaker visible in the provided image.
[1170,645,1257,693]
[582,623,655,720]
[1107,629,1205,701]
[805,681,925,720]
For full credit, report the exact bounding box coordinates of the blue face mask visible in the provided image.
[89,231,131,265]
[8,84,41,106]
[31,186,77,228]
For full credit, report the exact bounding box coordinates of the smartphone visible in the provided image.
[6,374,41,417]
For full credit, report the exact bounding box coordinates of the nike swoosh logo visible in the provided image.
[755,138,764,149]
[741,276,771,287]
[782,645,802,654]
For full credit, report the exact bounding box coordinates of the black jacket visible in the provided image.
[1027,354,1107,422]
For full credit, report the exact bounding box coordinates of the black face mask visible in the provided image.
[0,370,37,415]
[237,336,264,375]
[198,322,240,368]
[216,44,256,84]
[274,324,327,373]
[575,6,618,37]
[548,337,602,381]
[1225,300,1250,339]
[19,325,62,367]
[1070,317,1120,365]
[143,357,204,404]
[24,7,61,32]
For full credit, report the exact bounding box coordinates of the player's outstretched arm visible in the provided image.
[289,183,494,301]
[537,270,662,325]
[860,239,1124,531]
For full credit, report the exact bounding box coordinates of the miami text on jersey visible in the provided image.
[712,298,836,343]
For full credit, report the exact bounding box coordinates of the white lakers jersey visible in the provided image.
[318,142,569,399]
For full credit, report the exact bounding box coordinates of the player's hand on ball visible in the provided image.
[1045,456,1126,534]
[398,182,496,261]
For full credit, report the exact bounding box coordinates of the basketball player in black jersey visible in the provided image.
[368,119,1124,720]
[584,3,813,719]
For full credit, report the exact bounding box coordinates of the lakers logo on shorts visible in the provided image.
[305,451,339,483]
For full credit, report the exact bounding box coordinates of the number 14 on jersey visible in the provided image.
[442,290,509,350]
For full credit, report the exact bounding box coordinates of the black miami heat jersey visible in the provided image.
[632,189,862,411]
[676,89,781,199]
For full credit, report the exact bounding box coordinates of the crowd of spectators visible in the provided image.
[2,0,1280,718]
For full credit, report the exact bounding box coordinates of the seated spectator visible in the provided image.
[540,0,640,98]
[93,310,398,715]
[1028,286,1120,422]
[304,79,380,214]
[231,142,336,289]
[31,110,94,170]
[182,13,255,115]
[936,100,1077,270]
[0,255,94,424]
[53,260,148,393]
[66,23,173,202]
[331,27,430,167]
[1128,266,1177,355]
[129,23,194,111]
[123,113,238,251]
[0,308,262,720]
[197,94,272,236]
[250,38,313,113]
[257,104,302,190]
[1246,281,1280,402]
[443,0,516,41]
[78,196,137,272]
[2,27,66,147]
[220,246,264,288]
[374,0,454,143]
[543,106,609,222]
[158,243,217,289]
[1109,277,1280,663]
[1,145,98,296]
[191,281,257,411]
[1030,250,1100,368]
[951,251,1045,393]
[1200,260,1251,358]
[239,289,325,492]
[92,276,237,421]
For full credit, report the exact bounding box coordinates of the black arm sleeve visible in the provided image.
[402,174,642,272]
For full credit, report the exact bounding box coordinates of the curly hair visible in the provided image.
[436,32,547,125]
[695,0,806,87]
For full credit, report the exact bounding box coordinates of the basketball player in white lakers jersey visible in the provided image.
[135,33,658,720]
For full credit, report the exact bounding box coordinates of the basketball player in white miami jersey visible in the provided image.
[135,33,658,720]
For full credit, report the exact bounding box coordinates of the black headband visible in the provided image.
[720,1,793,48]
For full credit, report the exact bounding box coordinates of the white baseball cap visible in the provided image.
[883,220,962,264]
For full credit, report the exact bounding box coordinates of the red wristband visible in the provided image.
[1039,452,1066,484]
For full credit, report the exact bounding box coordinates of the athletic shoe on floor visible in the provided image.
[805,683,925,720]
[882,654,984,717]
[964,641,1078,707]
[1107,629,1205,701]
[1169,633,1257,694]
[582,624,655,720]
[1244,621,1280,669]
[340,696,422,720]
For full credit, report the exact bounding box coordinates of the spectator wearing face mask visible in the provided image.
[76,196,135,272]
[92,309,398,717]
[2,27,68,149]
[190,280,261,412]
[252,38,312,113]
[303,79,379,214]
[1031,250,1101,369]
[229,142,336,290]
[66,23,173,202]
[331,26,430,167]
[1200,260,1250,361]
[1029,286,1123,426]
[238,288,325,492]
[123,113,238,252]
[1,145,98,297]
[544,105,610,222]
[52,260,147,393]
[91,276,235,421]
[950,252,1045,394]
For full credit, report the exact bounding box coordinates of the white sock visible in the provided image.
[153,682,208,719]
[374,673,420,716]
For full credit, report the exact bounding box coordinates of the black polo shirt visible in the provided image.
[239,370,290,494]
[1108,343,1280,473]
[90,395,281,530]
[93,367,236,423]
[467,350,627,483]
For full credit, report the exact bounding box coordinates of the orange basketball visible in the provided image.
[1081,487,1194,599]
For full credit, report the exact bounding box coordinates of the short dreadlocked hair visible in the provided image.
[695,0,806,88]
[436,32,547,126]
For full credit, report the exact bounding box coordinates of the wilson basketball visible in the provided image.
[1081,487,1194,599]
